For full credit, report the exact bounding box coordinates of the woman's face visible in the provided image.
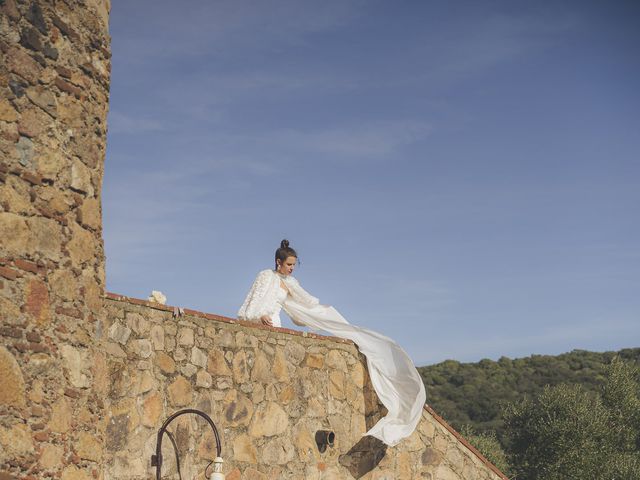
[277,256,297,276]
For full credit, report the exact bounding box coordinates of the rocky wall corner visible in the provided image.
[100,294,508,480]
[0,1,111,478]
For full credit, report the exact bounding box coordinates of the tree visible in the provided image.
[502,358,640,480]
[600,358,640,480]
[503,384,611,480]
[601,357,640,452]
[459,425,511,477]
[418,348,640,440]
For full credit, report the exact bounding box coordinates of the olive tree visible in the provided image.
[503,358,640,480]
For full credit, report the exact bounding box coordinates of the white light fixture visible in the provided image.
[209,457,225,479]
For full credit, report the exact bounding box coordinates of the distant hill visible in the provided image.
[418,348,640,441]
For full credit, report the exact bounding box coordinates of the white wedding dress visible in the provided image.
[269,285,288,328]
[238,270,426,447]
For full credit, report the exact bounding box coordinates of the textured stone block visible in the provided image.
[235,331,258,347]
[230,349,248,383]
[327,350,348,372]
[225,468,241,480]
[0,424,33,456]
[25,279,51,325]
[155,351,176,374]
[243,468,268,480]
[60,344,89,388]
[249,402,288,438]
[6,46,41,82]
[232,434,257,463]
[39,443,64,469]
[80,273,102,311]
[177,327,194,346]
[150,324,164,350]
[305,353,324,369]
[28,216,63,260]
[61,465,91,480]
[272,348,290,382]
[190,346,207,368]
[78,197,101,230]
[0,99,19,121]
[0,213,30,257]
[223,389,254,427]
[126,312,149,335]
[131,339,152,358]
[108,321,131,345]
[67,222,96,265]
[294,424,320,463]
[262,436,296,465]
[18,108,49,137]
[103,341,127,358]
[433,464,462,480]
[168,375,192,406]
[351,362,365,388]
[0,177,32,214]
[50,269,77,301]
[142,392,163,427]
[76,431,102,462]
[180,363,197,377]
[105,414,129,452]
[195,369,212,388]
[207,349,231,376]
[48,397,72,433]
[284,342,306,365]
[26,86,57,117]
[133,370,154,395]
[329,371,346,400]
[0,347,26,408]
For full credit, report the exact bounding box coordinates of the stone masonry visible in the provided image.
[0,2,508,479]
[97,294,507,480]
[0,1,111,479]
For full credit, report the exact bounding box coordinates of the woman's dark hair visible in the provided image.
[275,239,298,269]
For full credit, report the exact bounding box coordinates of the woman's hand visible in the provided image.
[260,315,273,327]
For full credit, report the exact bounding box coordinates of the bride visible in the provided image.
[238,239,426,447]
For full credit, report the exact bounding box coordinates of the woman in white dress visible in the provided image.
[238,239,426,447]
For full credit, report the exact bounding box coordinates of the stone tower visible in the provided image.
[0,1,111,478]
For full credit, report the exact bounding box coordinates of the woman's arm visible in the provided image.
[238,270,276,322]
[285,276,320,307]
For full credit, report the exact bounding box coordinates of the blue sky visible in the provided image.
[103,0,640,366]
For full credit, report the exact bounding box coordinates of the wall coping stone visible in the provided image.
[105,291,352,344]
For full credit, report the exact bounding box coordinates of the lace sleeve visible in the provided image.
[238,270,277,321]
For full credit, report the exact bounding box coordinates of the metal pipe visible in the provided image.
[152,409,222,480]
[315,430,336,453]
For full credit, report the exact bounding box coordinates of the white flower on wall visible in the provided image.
[148,290,167,305]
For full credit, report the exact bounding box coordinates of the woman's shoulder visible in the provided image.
[256,269,276,279]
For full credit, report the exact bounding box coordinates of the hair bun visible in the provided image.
[280,239,290,248]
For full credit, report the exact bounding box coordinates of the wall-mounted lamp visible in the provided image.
[315,430,335,453]
[151,408,224,479]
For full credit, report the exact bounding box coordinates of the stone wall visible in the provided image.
[100,294,507,480]
[0,1,111,479]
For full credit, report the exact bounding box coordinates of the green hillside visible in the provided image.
[418,348,640,441]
